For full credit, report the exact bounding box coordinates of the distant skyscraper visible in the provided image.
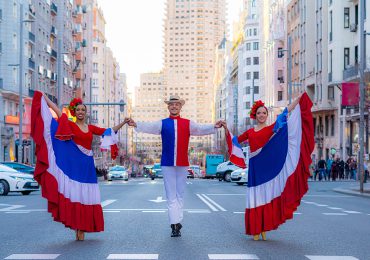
[163,0,226,149]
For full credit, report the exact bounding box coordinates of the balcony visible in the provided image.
[28,58,35,70]
[277,76,284,83]
[28,32,35,43]
[51,26,57,37]
[51,49,57,60]
[343,64,359,81]
[51,3,58,15]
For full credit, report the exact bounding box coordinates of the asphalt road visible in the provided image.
[0,178,368,260]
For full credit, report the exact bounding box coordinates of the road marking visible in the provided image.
[5,211,30,214]
[208,254,259,259]
[322,213,348,216]
[188,210,211,213]
[142,210,166,213]
[107,254,158,259]
[304,195,353,198]
[293,212,302,215]
[315,204,328,207]
[149,196,166,203]
[342,210,361,214]
[103,210,120,213]
[196,194,218,211]
[305,256,359,260]
[328,207,343,210]
[101,200,117,208]
[5,254,60,259]
[234,211,244,214]
[0,205,25,211]
[201,194,227,211]
[186,181,193,184]
[206,194,244,196]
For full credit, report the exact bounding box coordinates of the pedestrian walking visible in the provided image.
[127,95,224,237]
[317,158,326,181]
[31,91,127,241]
[222,93,314,241]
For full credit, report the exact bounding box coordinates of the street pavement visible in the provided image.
[0,178,369,260]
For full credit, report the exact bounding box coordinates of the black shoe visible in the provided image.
[170,224,178,237]
[175,223,182,237]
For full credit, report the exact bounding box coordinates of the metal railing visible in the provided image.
[343,64,359,81]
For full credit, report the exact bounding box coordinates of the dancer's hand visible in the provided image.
[127,118,137,127]
[214,120,224,128]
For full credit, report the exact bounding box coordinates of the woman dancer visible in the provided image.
[223,93,314,240]
[31,91,127,240]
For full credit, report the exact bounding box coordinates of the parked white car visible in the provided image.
[216,161,240,182]
[0,164,39,196]
[230,168,248,186]
[108,165,129,181]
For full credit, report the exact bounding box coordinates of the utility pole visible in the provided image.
[18,4,25,163]
[359,0,366,193]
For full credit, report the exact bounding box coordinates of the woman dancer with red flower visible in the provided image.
[222,93,314,241]
[31,92,128,241]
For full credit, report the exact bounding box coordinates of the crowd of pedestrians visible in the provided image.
[310,156,369,182]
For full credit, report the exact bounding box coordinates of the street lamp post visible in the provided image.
[359,0,366,192]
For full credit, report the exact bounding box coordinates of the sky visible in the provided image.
[98,0,244,91]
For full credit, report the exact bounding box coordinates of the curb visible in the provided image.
[333,188,370,198]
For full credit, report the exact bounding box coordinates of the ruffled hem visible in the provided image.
[31,91,104,232]
[55,113,74,141]
[245,93,314,235]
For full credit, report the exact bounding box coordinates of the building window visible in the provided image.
[329,11,333,41]
[93,63,98,72]
[355,45,358,64]
[246,43,251,51]
[325,116,329,136]
[246,102,251,109]
[254,28,257,36]
[246,57,251,65]
[246,87,250,94]
[328,85,335,100]
[253,71,259,79]
[344,48,350,69]
[344,8,350,28]
[254,86,259,94]
[253,57,259,65]
[246,72,251,80]
[278,91,283,101]
[331,115,335,136]
[355,4,359,25]
[253,42,259,50]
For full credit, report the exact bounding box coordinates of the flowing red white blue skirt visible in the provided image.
[245,94,314,235]
[31,92,104,232]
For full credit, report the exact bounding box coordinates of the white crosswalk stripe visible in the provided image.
[107,254,158,259]
[4,254,60,259]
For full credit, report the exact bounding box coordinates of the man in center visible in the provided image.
[127,95,224,237]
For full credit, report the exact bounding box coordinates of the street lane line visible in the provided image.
[315,204,328,207]
[293,212,302,215]
[5,254,60,259]
[0,205,25,211]
[101,200,117,207]
[188,210,211,213]
[196,194,218,211]
[103,210,120,213]
[342,210,361,214]
[305,256,358,260]
[142,210,166,213]
[208,254,259,259]
[107,254,158,259]
[328,207,343,210]
[202,194,227,211]
[5,211,30,214]
[206,194,244,196]
[233,212,244,214]
[323,213,348,216]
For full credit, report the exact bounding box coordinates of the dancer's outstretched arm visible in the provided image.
[112,118,130,132]
[42,92,62,118]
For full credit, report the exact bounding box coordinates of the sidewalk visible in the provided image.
[333,182,370,198]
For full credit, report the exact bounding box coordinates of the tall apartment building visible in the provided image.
[133,72,165,162]
[238,0,261,131]
[330,0,370,160]
[0,0,76,162]
[163,0,226,150]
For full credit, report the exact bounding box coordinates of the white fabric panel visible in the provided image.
[136,121,162,135]
[189,121,216,136]
[100,128,118,149]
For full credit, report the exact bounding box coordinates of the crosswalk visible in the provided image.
[3,253,360,259]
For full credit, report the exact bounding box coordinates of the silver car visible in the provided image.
[108,165,129,181]
[230,168,248,185]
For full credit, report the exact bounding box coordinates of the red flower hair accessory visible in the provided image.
[68,97,83,116]
[249,100,266,119]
